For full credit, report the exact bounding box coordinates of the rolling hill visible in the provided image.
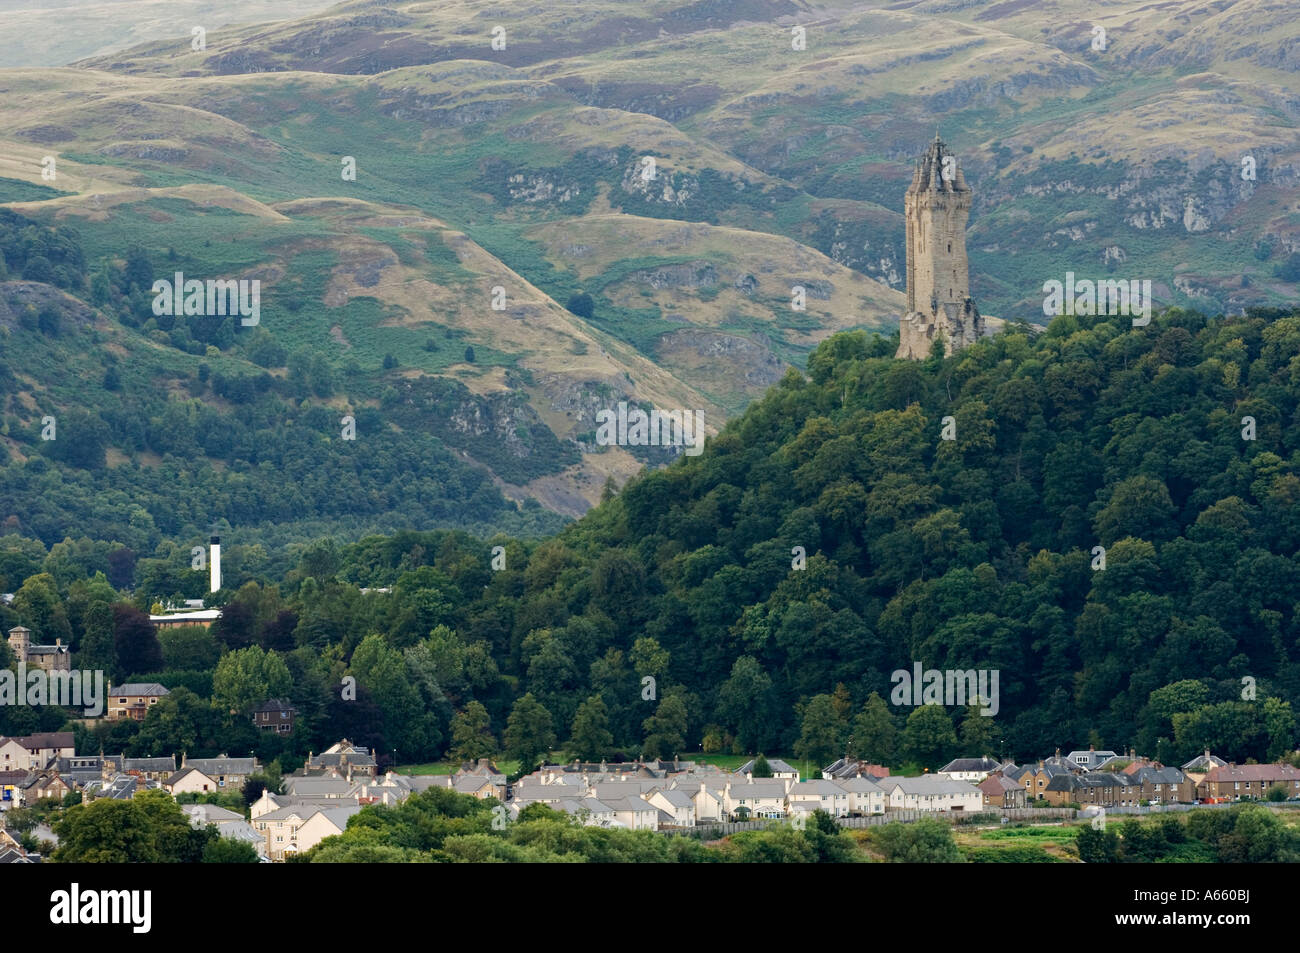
[1,0,1297,551]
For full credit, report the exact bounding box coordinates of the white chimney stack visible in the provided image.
[210,535,222,592]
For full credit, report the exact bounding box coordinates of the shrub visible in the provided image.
[565,292,595,319]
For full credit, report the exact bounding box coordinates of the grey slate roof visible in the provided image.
[1045,771,1134,792]
[601,796,656,814]
[1067,750,1119,766]
[821,757,891,780]
[979,774,1024,793]
[409,776,454,792]
[879,776,981,796]
[97,774,138,799]
[728,779,787,799]
[186,756,256,776]
[939,757,1001,773]
[312,752,376,768]
[210,820,264,850]
[182,804,245,825]
[789,779,847,796]
[1182,752,1228,771]
[593,780,664,798]
[736,758,797,775]
[108,684,169,697]
[254,804,322,822]
[123,757,177,773]
[832,777,885,795]
[283,777,354,797]
[316,805,362,830]
[452,776,493,794]
[649,788,693,808]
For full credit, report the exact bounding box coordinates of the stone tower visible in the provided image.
[897,133,984,359]
[8,626,30,661]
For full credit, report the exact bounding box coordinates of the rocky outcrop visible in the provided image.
[628,261,718,290]
[0,282,96,332]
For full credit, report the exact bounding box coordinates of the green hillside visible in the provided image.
[4,0,1296,524]
[4,308,1298,772]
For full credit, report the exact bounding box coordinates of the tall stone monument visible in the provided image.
[897,133,984,359]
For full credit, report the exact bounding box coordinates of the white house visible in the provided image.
[937,757,1002,783]
[253,805,315,861]
[604,796,659,830]
[592,780,664,801]
[832,776,886,815]
[558,797,618,827]
[724,780,788,819]
[182,804,267,859]
[685,783,725,823]
[879,776,983,812]
[164,766,220,796]
[646,788,695,827]
[0,738,30,773]
[254,804,360,861]
[250,790,294,819]
[787,779,851,817]
[292,805,361,857]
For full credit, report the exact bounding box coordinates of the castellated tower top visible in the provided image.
[897,132,983,359]
[910,132,970,194]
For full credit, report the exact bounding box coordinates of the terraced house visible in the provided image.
[1197,763,1300,801]
[878,776,983,812]
[1043,771,1143,808]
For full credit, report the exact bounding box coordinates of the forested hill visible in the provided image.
[208,305,1298,767]
[3,306,1300,769]
[494,306,1300,762]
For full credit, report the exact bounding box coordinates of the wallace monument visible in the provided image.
[896,134,985,359]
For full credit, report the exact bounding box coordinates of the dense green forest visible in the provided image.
[3,300,1300,773]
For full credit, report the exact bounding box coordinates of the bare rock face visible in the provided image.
[0,282,96,332]
[628,261,718,290]
[659,328,786,390]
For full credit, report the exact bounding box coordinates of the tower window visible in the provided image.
[948,243,951,253]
